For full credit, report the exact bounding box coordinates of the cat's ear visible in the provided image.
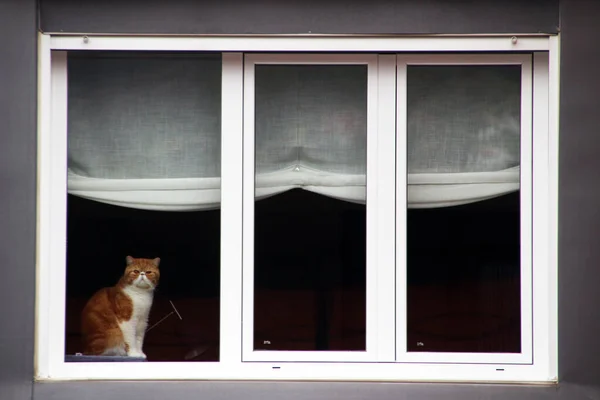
[126,256,134,265]
[152,257,161,267]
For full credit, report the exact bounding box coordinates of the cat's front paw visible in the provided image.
[128,350,147,359]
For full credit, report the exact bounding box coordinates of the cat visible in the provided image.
[81,256,160,358]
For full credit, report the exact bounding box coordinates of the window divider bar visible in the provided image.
[395,56,409,359]
[374,54,398,361]
[519,55,535,364]
[220,52,245,365]
[241,54,256,360]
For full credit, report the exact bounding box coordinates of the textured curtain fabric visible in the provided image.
[67,55,521,211]
[406,65,521,208]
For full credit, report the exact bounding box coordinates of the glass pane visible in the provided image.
[406,65,521,353]
[253,65,368,351]
[65,52,221,362]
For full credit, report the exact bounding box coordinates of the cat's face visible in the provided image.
[122,256,160,290]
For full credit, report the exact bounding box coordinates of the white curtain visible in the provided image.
[67,55,521,211]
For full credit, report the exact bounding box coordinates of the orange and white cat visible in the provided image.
[81,256,160,358]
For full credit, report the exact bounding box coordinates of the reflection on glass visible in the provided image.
[254,65,367,351]
[406,66,522,353]
[65,52,222,362]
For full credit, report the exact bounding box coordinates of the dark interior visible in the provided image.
[406,192,521,353]
[65,194,221,361]
[65,189,520,361]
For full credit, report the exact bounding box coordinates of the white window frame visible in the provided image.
[396,54,534,365]
[241,54,396,362]
[36,34,559,383]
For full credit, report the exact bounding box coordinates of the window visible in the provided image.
[242,55,395,362]
[37,36,558,383]
[397,56,532,364]
[65,52,222,362]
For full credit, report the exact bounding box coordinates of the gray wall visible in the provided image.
[4,0,600,399]
[39,0,559,35]
[557,0,600,393]
[0,1,37,400]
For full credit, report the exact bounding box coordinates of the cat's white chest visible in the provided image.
[122,286,153,320]
[119,286,154,356]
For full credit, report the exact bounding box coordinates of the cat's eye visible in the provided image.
[146,271,152,274]
[133,270,139,274]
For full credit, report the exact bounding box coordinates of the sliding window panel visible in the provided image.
[242,54,396,362]
[396,55,533,364]
[65,52,222,363]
